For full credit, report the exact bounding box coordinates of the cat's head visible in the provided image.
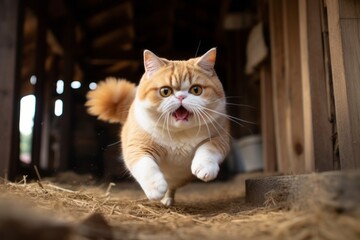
[135,48,226,132]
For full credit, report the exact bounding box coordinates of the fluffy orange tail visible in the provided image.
[85,77,136,124]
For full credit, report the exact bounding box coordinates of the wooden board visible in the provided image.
[0,0,21,179]
[269,0,308,174]
[327,0,360,169]
[59,18,76,171]
[260,62,277,172]
[299,0,334,171]
[282,0,305,173]
[31,0,48,169]
[269,0,289,172]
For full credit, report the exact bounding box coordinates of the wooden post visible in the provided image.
[283,0,305,173]
[269,0,307,174]
[260,61,277,172]
[58,18,76,171]
[40,56,57,169]
[269,0,289,172]
[32,0,48,169]
[327,0,360,169]
[299,0,334,171]
[0,0,23,179]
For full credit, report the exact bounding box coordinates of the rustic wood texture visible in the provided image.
[269,0,307,174]
[0,0,21,179]
[282,0,305,173]
[58,18,76,171]
[327,0,360,169]
[299,0,334,171]
[269,0,289,172]
[31,0,48,169]
[260,62,277,172]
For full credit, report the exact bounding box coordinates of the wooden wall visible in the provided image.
[327,0,360,169]
[262,0,360,174]
[0,0,22,179]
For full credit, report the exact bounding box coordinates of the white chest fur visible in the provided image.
[134,99,216,187]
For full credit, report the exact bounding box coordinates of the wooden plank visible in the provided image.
[0,0,22,179]
[268,0,289,172]
[327,0,360,169]
[40,57,56,169]
[260,62,277,172]
[299,0,334,171]
[283,0,305,173]
[338,0,360,18]
[58,18,76,171]
[31,0,48,169]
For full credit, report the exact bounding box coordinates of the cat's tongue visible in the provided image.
[173,106,189,121]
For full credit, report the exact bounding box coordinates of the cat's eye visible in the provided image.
[159,87,172,97]
[189,85,203,96]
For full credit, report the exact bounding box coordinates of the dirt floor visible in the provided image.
[1,172,360,240]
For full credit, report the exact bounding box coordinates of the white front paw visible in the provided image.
[142,173,168,200]
[191,161,219,182]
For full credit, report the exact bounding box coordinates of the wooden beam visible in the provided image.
[0,0,23,179]
[88,17,133,39]
[31,0,48,169]
[40,56,57,169]
[327,0,360,169]
[283,0,305,173]
[299,0,334,171]
[0,0,22,179]
[269,0,289,172]
[260,61,277,172]
[84,0,129,17]
[58,18,76,171]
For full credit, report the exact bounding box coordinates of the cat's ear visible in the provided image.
[196,48,216,75]
[143,50,165,78]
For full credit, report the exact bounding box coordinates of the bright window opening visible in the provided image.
[54,99,63,116]
[56,80,64,94]
[19,94,36,164]
[89,82,97,90]
[71,81,81,89]
[30,75,37,85]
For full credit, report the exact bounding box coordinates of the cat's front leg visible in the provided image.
[191,137,229,182]
[130,156,168,200]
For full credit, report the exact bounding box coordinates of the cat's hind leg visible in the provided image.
[160,189,176,206]
[130,156,168,200]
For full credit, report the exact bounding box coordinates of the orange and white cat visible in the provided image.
[86,48,230,206]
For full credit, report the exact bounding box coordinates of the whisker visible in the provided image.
[186,102,257,125]
[209,97,256,110]
[186,102,255,135]
[225,103,257,109]
[200,109,233,142]
[193,111,202,138]
[102,140,121,150]
[203,107,257,125]
[151,101,174,137]
[192,108,212,142]
[165,113,173,142]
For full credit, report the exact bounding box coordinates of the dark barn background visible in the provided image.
[1,0,360,181]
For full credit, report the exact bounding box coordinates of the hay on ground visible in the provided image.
[0,172,359,240]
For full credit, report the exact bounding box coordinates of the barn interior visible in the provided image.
[1,0,360,239]
[7,0,262,179]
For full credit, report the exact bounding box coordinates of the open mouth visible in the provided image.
[173,106,190,121]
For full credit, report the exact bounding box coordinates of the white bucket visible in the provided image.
[229,135,263,173]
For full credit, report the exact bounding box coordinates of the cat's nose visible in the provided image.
[175,92,187,101]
